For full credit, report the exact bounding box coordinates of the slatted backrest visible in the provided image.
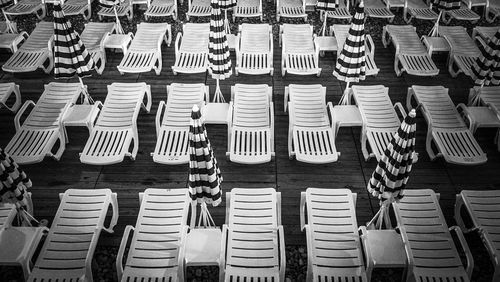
[34,189,112,271]
[478,86,500,109]
[80,22,116,50]
[393,189,466,274]
[305,188,365,271]
[96,82,147,128]
[439,26,480,55]
[125,188,190,270]
[180,23,209,52]
[288,84,329,128]
[0,203,16,228]
[240,24,270,53]
[411,85,466,129]
[386,25,427,54]
[282,24,314,53]
[24,82,83,128]
[352,85,401,130]
[163,83,206,127]
[130,23,169,51]
[22,21,54,50]
[232,84,271,128]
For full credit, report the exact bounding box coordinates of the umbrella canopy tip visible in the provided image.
[359,1,364,7]
[192,104,200,112]
[409,109,416,118]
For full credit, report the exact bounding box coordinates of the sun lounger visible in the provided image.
[276,0,307,21]
[441,3,480,23]
[285,84,339,163]
[152,83,207,165]
[0,83,22,113]
[472,26,500,41]
[281,24,321,77]
[233,0,262,20]
[172,23,209,75]
[486,0,500,22]
[116,188,192,282]
[365,0,395,20]
[186,0,210,20]
[324,0,351,21]
[438,26,481,78]
[455,189,500,281]
[27,188,118,282]
[145,0,177,20]
[220,188,285,282]
[352,85,406,161]
[0,23,28,53]
[407,85,487,165]
[300,188,368,281]
[227,84,274,164]
[5,82,85,165]
[331,24,380,76]
[403,0,438,23]
[117,22,171,75]
[382,25,439,77]
[62,0,94,20]
[2,21,53,74]
[80,22,115,75]
[98,0,133,21]
[4,0,45,19]
[235,23,273,76]
[393,189,473,282]
[80,82,152,165]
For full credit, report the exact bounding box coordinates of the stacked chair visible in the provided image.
[171,23,210,75]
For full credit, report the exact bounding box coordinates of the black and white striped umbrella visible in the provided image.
[218,0,236,34]
[317,0,339,11]
[209,0,231,81]
[0,147,32,208]
[188,105,222,207]
[471,29,500,87]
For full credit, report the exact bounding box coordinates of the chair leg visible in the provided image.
[454,194,467,231]
[426,132,437,161]
[9,85,22,113]
[360,129,370,161]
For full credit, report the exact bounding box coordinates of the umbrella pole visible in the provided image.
[428,10,442,37]
[213,78,226,103]
[114,6,124,34]
[224,10,230,34]
[78,77,94,104]
[320,16,327,36]
[339,81,351,105]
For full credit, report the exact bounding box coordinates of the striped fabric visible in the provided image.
[188,105,223,207]
[219,0,236,9]
[53,4,95,79]
[432,0,460,10]
[317,0,339,11]
[333,3,366,82]
[209,0,232,80]
[98,0,125,8]
[0,147,32,208]
[472,29,500,87]
[368,109,417,201]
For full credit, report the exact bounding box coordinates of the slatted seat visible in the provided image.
[98,0,133,21]
[220,188,285,282]
[352,85,405,162]
[116,188,192,282]
[408,85,487,165]
[276,0,306,21]
[227,84,274,164]
[186,0,211,20]
[145,0,177,20]
[0,83,21,113]
[382,25,439,77]
[286,84,339,164]
[4,0,45,19]
[365,0,395,20]
[281,24,321,77]
[438,26,481,78]
[235,24,273,76]
[0,22,28,53]
[27,188,118,282]
[300,188,368,282]
[233,0,262,20]
[117,22,171,75]
[152,83,207,165]
[2,21,54,74]
[403,0,438,23]
[80,82,152,165]
[62,0,93,20]
[486,0,500,22]
[80,22,115,75]
[331,24,380,76]
[172,23,209,75]
[393,189,473,282]
[325,0,351,21]
[455,189,500,282]
[5,82,85,165]
[442,3,480,23]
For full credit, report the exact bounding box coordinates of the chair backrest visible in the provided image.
[22,21,54,50]
[240,24,271,53]
[386,25,426,54]
[130,22,169,50]
[438,26,480,55]
[477,86,500,109]
[163,83,207,127]
[232,84,271,128]
[80,22,116,50]
[288,84,329,128]
[180,23,210,52]
[0,203,16,228]
[282,24,314,53]
[352,85,401,130]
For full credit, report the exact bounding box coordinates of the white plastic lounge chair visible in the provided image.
[172,23,209,75]
[145,0,177,20]
[352,84,406,162]
[233,0,262,20]
[407,85,487,165]
[152,83,207,165]
[0,83,21,113]
[455,189,500,282]
[227,84,274,164]
[117,22,171,75]
[0,24,28,53]
[2,21,54,74]
[80,82,152,165]
[403,0,438,23]
[3,0,46,19]
[27,188,118,282]
[80,22,115,75]
[285,84,339,164]
[98,0,133,21]
[472,26,500,41]
[438,26,481,78]
[382,25,439,77]
[116,188,192,282]
[331,24,380,76]
[486,0,500,22]
[186,0,211,20]
[365,0,395,21]
[441,3,480,23]
[324,0,351,21]
[300,188,368,281]
[62,0,94,20]
[281,24,321,77]
[235,24,273,76]
[276,0,307,21]
[393,189,473,282]
[5,82,85,165]
[220,188,285,282]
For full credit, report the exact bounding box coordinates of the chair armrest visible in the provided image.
[155,101,166,137]
[177,225,189,282]
[300,191,306,231]
[366,34,375,56]
[456,103,474,131]
[358,226,372,273]
[103,192,119,233]
[449,225,474,280]
[219,224,229,282]
[165,24,172,47]
[14,100,35,132]
[116,225,135,281]
[327,101,335,129]
[174,32,182,56]
[394,102,407,120]
[270,101,275,153]
[144,85,152,113]
[284,86,289,112]
[278,225,286,282]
